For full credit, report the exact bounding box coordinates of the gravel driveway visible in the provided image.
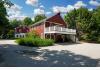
[0,40,100,67]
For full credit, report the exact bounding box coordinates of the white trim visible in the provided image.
[44,31,76,35]
[44,26,76,35]
[15,33,26,38]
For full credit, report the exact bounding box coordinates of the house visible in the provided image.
[15,26,29,38]
[30,13,76,42]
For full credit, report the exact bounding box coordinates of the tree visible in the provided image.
[88,7,100,42]
[10,19,22,28]
[23,17,33,25]
[0,0,13,38]
[64,7,100,42]
[34,14,46,23]
[64,9,77,29]
[0,0,13,7]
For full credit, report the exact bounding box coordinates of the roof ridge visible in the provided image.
[30,13,61,26]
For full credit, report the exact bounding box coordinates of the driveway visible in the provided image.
[0,40,100,67]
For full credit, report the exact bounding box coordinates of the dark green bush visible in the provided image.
[98,37,100,43]
[16,37,34,46]
[80,32,100,43]
[6,30,14,39]
[33,38,54,46]
[16,37,54,47]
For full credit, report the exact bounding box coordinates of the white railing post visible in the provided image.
[54,26,55,31]
[61,27,62,32]
[45,26,76,34]
[49,27,50,31]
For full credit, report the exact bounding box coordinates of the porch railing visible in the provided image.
[45,26,76,34]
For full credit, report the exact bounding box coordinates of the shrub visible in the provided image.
[81,33,90,41]
[26,30,39,38]
[80,32,100,43]
[33,38,54,46]
[16,37,34,46]
[98,37,100,43]
[16,30,54,47]
[7,30,14,39]
[16,37,54,47]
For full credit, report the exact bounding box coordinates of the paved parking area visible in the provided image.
[0,40,100,67]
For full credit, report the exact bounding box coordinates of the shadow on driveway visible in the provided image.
[55,42,81,46]
[0,44,100,67]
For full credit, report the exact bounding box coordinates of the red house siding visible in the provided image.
[45,21,65,28]
[30,13,68,39]
[47,13,67,27]
[31,23,44,38]
[15,26,29,33]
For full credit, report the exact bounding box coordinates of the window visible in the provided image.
[16,35,18,38]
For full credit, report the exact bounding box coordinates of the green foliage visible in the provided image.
[64,9,77,29]
[10,19,22,28]
[16,37,54,47]
[0,0,13,7]
[16,37,34,46]
[34,14,46,23]
[0,1,12,38]
[16,31,54,47]
[64,7,100,43]
[6,30,14,39]
[26,31,39,38]
[64,7,100,42]
[98,37,100,43]
[23,17,33,25]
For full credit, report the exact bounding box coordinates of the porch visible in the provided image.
[44,26,76,35]
[44,26,76,42]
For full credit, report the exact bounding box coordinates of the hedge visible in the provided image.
[16,37,54,47]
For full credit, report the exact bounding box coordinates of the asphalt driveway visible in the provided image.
[0,40,100,67]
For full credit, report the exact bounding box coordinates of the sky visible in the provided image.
[6,0,100,20]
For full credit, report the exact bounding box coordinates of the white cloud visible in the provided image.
[8,4,22,11]
[40,5,45,8]
[88,8,93,11]
[52,6,67,13]
[74,1,87,9]
[6,4,27,20]
[52,1,86,13]
[89,0,100,6]
[34,8,45,15]
[66,5,74,12]
[26,0,38,6]
[46,11,52,15]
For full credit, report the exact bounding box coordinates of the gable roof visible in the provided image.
[46,13,66,26]
[31,13,67,27]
